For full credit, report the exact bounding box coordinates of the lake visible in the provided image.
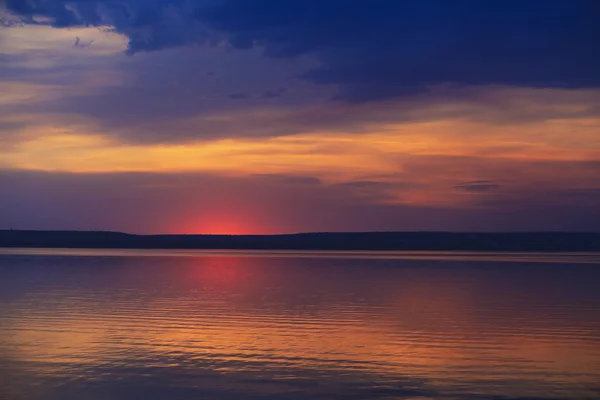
[0,249,599,400]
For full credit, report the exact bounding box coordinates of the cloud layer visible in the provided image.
[6,0,600,101]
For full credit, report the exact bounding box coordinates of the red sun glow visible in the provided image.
[179,210,276,235]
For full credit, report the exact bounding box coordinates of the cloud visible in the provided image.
[6,0,600,102]
[0,36,325,143]
[4,0,212,54]
[454,180,501,193]
[252,174,322,185]
[3,2,600,145]
[4,75,600,146]
[200,0,600,101]
[337,181,392,189]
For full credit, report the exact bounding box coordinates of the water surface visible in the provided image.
[1,249,599,400]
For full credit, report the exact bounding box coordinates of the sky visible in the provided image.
[0,0,599,234]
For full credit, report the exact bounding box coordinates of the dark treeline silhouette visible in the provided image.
[0,230,599,251]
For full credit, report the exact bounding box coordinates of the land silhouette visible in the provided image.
[0,230,598,252]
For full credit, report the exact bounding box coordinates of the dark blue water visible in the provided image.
[1,249,599,400]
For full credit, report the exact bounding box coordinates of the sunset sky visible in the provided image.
[1,0,599,234]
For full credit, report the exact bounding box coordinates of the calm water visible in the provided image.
[0,249,599,400]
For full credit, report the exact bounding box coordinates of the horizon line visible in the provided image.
[2,229,599,236]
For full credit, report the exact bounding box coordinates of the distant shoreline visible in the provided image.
[1,230,599,252]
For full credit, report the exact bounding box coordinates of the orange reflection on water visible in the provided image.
[1,254,599,399]
[6,295,599,398]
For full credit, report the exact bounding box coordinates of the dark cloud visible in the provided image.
[455,180,501,193]
[200,0,600,101]
[7,0,600,101]
[7,78,597,146]
[337,181,393,189]
[252,174,322,185]
[3,1,600,146]
[5,0,213,53]
[0,41,326,144]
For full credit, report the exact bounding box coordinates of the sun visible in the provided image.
[196,217,252,235]
[180,210,268,235]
